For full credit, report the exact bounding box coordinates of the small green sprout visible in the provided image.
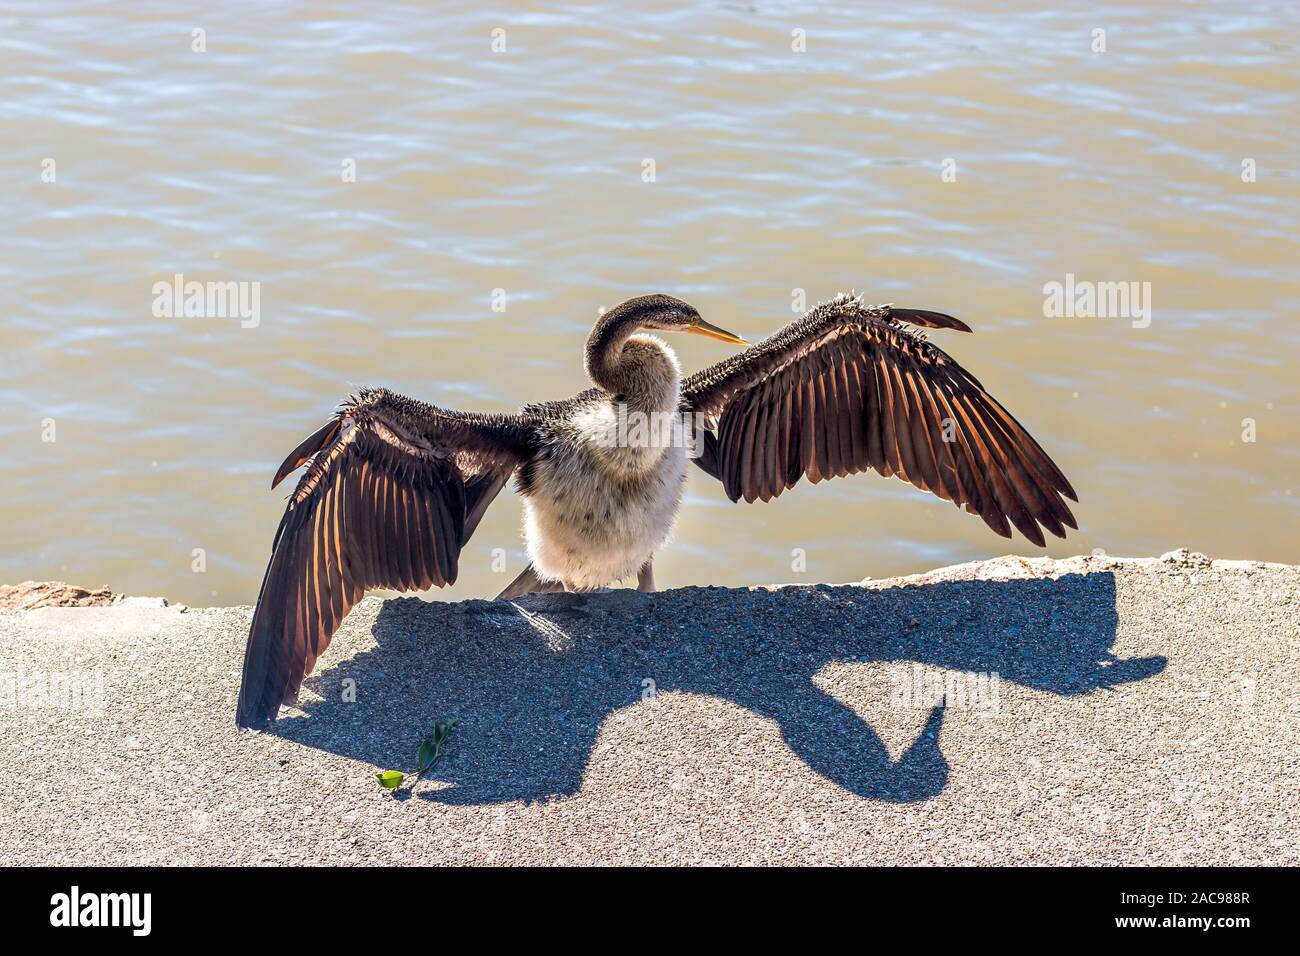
[375,719,460,793]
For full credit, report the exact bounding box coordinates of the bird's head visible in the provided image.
[605,294,749,346]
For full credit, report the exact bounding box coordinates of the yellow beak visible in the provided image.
[688,317,749,347]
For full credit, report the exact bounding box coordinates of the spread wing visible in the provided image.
[680,295,1077,544]
[236,387,536,728]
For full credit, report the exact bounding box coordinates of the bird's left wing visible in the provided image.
[236,387,535,728]
[679,294,1077,544]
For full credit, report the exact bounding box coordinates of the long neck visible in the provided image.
[584,309,645,395]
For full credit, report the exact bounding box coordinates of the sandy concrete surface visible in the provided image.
[1,551,1296,865]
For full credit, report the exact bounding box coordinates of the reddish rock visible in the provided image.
[0,581,114,610]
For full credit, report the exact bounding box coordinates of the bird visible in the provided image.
[236,292,1077,728]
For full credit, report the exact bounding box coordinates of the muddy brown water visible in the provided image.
[2,4,1297,605]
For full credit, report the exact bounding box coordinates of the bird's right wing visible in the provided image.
[236,388,535,729]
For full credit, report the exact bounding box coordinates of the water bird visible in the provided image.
[237,293,1077,728]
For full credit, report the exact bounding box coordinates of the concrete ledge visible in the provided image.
[1,552,1296,865]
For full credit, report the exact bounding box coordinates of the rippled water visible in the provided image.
[2,2,1297,606]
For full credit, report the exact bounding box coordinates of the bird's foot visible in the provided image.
[637,559,656,593]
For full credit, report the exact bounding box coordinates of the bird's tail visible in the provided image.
[496,563,567,600]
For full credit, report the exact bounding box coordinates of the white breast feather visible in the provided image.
[521,337,689,589]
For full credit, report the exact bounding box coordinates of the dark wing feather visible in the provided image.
[680,295,1076,544]
[237,388,535,729]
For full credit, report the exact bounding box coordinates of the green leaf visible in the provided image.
[416,740,437,773]
[375,770,405,789]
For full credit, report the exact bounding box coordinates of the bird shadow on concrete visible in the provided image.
[270,572,1166,806]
